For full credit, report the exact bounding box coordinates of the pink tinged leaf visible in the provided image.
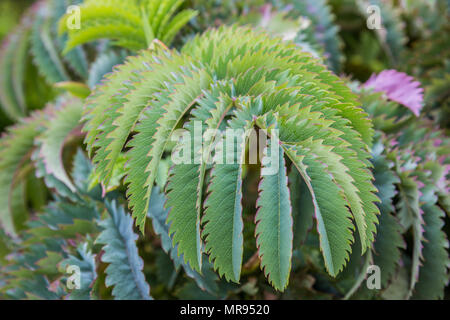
[438,164,450,193]
[260,4,273,27]
[364,69,424,117]
[417,180,425,199]
[433,139,442,147]
[389,139,398,147]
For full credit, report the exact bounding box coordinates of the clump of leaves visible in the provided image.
[0,0,449,300]
[341,80,450,300]
[83,26,380,291]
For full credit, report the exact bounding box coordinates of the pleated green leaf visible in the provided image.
[255,140,293,291]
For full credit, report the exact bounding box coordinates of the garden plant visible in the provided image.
[0,0,448,300]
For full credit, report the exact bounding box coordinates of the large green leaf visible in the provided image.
[255,140,293,291]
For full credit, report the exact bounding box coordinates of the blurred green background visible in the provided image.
[0,0,34,42]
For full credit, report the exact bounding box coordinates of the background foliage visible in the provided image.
[0,0,448,300]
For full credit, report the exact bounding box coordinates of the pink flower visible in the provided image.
[364,70,424,117]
